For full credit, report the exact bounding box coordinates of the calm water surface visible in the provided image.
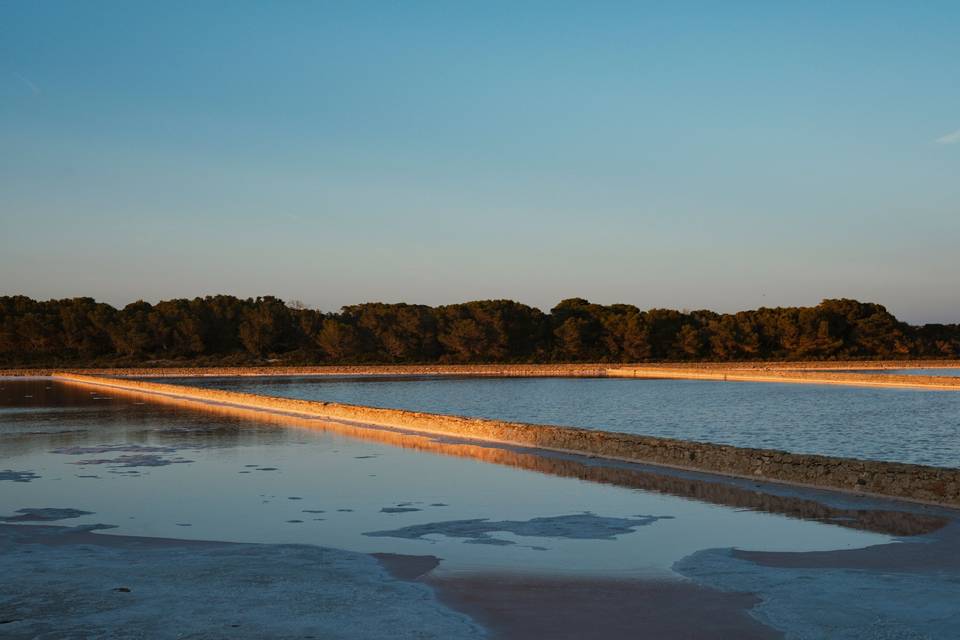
[1,379,894,579]
[171,376,960,468]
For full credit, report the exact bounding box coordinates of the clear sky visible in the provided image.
[1,2,958,324]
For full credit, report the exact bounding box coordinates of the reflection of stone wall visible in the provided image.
[55,373,960,508]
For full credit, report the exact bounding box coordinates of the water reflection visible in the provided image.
[0,379,934,577]
[31,378,946,537]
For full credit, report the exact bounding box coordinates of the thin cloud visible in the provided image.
[13,71,43,96]
[935,128,960,145]
[12,72,41,96]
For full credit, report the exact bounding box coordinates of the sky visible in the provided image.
[1,2,958,324]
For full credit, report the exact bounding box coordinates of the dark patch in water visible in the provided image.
[10,429,88,437]
[0,470,40,483]
[337,509,354,513]
[464,538,514,546]
[286,520,304,524]
[153,425,236,439]
[302,510,325,514]
[365,513,673,546]
[381,507,422,514]
[2,508,93,522]
[68,523,117,533]
[52,444,178,455]
[74,454,193,468]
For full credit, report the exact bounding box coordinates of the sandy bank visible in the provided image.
[1,523,783,640]
[675,520,960,638]
[424,574,780,640]
[732,521,960,572]
[0,523,482,639]
[52,373,960,508]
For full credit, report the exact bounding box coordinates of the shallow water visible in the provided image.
[0,379,898,579]
[168,375,960,468]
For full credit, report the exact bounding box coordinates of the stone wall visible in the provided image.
[54,373,960,508]
[607,359,960,371]
[607,367,960,390]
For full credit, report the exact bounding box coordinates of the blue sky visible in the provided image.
[1,1,958,323]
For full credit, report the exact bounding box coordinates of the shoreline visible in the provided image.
[1,523,783,639]
[0,523,484,639]
[0,359,956,391]
[51,372,960,508]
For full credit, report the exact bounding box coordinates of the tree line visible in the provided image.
[1,295,957,366]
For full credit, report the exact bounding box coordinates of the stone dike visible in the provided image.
[607,359,960,371]
[54,373,960,508]
[607,366,960,390]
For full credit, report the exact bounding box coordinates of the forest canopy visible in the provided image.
[1,295,957,366]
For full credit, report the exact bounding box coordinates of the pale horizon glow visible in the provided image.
[1,2,958,325]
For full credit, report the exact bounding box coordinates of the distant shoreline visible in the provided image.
[3,359,960,391]
[4,296,958,366]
